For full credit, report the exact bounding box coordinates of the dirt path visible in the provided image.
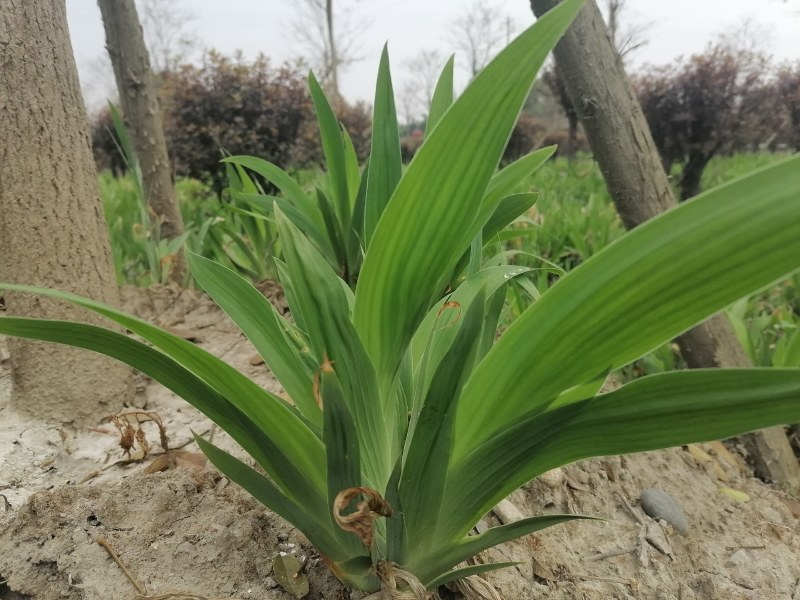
[1,286,799,599]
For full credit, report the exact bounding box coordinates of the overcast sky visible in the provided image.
[66,0,800,113]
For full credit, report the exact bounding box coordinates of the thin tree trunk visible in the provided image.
[680,150,711,201]
[530,0,800,492]
[0,0,132,425]
[326,0,340,99]
[98,0,185,281]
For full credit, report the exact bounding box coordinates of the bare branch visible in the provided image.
[449,1,515,79]
[136,0,199,73]
[290,0,369,99]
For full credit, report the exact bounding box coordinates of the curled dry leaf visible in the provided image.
[333,487,393,548]
[110,411,170,462]
[375,561,429,600]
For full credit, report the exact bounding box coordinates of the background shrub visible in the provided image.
[158,51,311,190]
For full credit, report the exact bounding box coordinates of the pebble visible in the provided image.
[639,488,689,535]
[538,468,564,489]
[725,549,749,567]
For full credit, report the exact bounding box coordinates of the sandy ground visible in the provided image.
[1,285,799,600]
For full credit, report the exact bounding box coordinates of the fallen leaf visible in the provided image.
[142,451,207,474]
[711,462,730,482]
[273,554,309,598]
[686,444,713,463]
[143,455,171,474]
[174,451,207,469]
[780,498,800,519]
[532,556,557,582]
[566,477,589,492]
[719,487,751,503]
[707,441,746,473]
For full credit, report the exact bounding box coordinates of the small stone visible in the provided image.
[725,549,749,567]
[640,488,689,535]
[220,581,235,594]
[539,468,564,489]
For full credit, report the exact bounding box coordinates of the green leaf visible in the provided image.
[774,328,800,367]
[353,0,585,387]
[410,266,530,402]
[417,514,592,585]
[309,72,351,232]
[482,193,539,242]
[425,56,454,137]
[364,46,402,248]
[275,209,391,489]
[224,156,325,229]
[186,252,320,426]
[316,187,347,274]
[444,368,800,540]
[425,563,520,589]
[455,156,800,456]
[400,291,486,549]
[321,367,366,557]
[341,128,365,282]
[483,146,554,214]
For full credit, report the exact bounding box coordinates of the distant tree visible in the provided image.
[635,43,774,199]
[604,0,650,58]
[80,0,198,116]
[291,0,367,99]
[450,0,516,79]
[399,49,446,124]
[542,67,580,157]
[98,0,185,278]
[776,63,800,150]
[137,0,199,73]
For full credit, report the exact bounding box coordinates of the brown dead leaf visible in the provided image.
[707,441,747,473]
[566,477,589,492]
[780,498,800,519]
[143,451,207,474]
[532,556,558,583]
[174,451,207,469]
[143,455,171,474]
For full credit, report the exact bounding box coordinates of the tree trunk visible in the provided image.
[679,149,712,201]
[325,0,341,99]
[529,0,800,492]
[98,0,185,280]
[0,0,132,425]
[566,112,579,159]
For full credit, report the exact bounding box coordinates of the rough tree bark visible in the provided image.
[98,0,185,278]
[529,0,800,491]
[0,0,132,425]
